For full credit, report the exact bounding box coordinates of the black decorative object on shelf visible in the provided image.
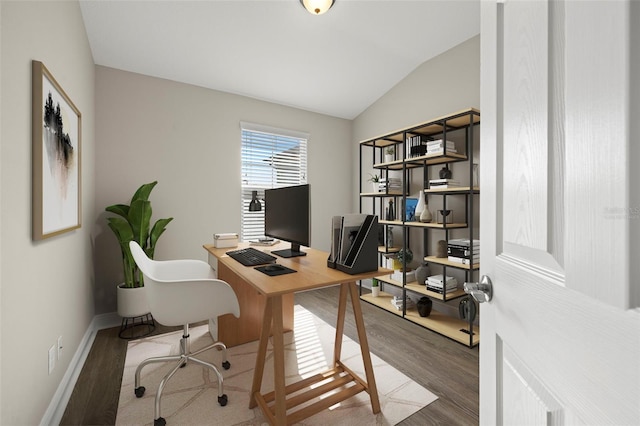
[386,199,395,221]
[417,297,433,317]
[439,165,452,179]
[458,296,477,322]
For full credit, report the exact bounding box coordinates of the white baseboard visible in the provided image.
[40,312,120,426]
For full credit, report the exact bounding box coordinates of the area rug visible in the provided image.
[116,305,437,425]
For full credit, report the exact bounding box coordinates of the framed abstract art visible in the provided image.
[32,60,82,240]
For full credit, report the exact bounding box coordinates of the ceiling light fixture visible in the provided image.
[299,0,335,15]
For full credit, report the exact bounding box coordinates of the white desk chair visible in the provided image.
[129,241,240,426]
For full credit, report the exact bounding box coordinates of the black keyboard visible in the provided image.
[226,247,277,267]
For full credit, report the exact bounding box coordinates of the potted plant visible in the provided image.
[105,181,173,318]
[367,173,380,193]
[371,278,380,297]
[385,146,395,163]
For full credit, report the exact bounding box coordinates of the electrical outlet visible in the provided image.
[48,345,56,374]
[57,336,63,359]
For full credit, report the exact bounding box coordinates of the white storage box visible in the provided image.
[213,233,238,248]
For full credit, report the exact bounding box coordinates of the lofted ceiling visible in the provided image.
[80,0,480,120]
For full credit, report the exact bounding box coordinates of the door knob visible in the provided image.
[464,275,493,303]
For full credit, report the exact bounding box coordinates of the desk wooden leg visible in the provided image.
[271,296,287,425]
[333,283,349,365]
[348,281,381,414]
[249,297,273,409]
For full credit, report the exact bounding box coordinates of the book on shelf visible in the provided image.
[426,139,455,148]
[426,274,458,286]
[426,284,458,294]
[448,246,480,257]
[426,139,457,154]
[448,238,480,246]
[405,135,433,158]
[390,296,416,310]
[447,256,477,265]
[378,177,402,191]
[429,179,461,188]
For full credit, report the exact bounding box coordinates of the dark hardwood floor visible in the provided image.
[60,286,479,425]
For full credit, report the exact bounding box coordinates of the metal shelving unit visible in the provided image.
[358,108,480,347]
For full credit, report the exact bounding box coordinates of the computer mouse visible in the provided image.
[264,264,282,272]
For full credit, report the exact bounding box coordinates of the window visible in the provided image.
[240,122,308,242]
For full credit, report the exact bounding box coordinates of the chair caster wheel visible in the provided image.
[134,387,145,398]
[222,360,231,370]
[218,394,228,406]
[154,417,166,426]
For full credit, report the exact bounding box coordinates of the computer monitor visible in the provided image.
[264,184,310,258]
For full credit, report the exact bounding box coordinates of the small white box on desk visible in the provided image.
[213,233,238,248]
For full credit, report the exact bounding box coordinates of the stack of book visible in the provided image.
[426,274,458,293]
[390,295,416,311]
[447,239,480,265]
[429,178,460,189]
[426,139,457,154]
[378,177,402,192]
[405,135,429,158]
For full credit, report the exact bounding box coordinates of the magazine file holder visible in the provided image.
[334,215,379,275]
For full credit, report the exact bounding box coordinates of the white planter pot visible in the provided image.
[371,286,380,297]
[117,285,150,318]
[385,154,394,163]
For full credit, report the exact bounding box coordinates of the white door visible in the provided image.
[479,0,640,424]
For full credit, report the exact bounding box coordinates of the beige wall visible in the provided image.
[0,1,95,424]
[351,35,480,304]
[94,66,352,314]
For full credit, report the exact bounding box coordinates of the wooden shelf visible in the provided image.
[405,310,480,347]
[405,281,467,301]
[378,220,404,226]
[377,246,400,254]
[360,293,403,317]
[425,186,479,194]
[361,294,479,346]
[380,220,468,229]
[360,191,405,197]
[375,274,414,288]
[359,107,480,148]
[425,255,479,270]
[405,221,468,229]
[373,152,468,170]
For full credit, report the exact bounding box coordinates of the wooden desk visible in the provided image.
[204,242,387,425]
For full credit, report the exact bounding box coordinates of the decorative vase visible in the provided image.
[117,285,150,318]
[420,206,432,223]
[387,199,395,221]
[417,297,433,317]
[436,240,447,258]
[439,166,452,179]
[459,297,477,322]
[415,191,426,219]
[415,263,430,285]
[386,227,394,248]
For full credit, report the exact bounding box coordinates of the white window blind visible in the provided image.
[240,123,308,242]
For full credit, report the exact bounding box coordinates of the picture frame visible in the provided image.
[32,60,82,240]
[404,197,418,221]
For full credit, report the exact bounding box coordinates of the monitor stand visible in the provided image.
[272,243,307,258]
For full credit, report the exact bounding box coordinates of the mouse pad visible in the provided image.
[255,264,297,276]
